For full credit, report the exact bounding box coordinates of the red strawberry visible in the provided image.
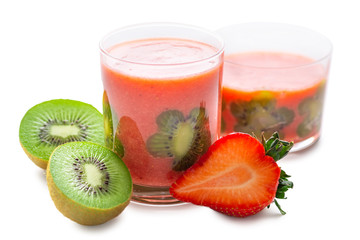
[169,132,293,217]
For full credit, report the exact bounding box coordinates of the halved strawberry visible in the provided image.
[169,132,293,217]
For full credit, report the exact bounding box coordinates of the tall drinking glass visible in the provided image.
[100,23,224,204]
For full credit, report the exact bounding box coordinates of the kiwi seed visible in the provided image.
[72,155,111,195]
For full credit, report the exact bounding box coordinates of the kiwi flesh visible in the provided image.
[46,141,132,225]
[19,99,105,169]
[146,105,211,171]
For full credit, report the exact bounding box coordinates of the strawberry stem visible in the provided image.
[273,199,286,215]
[261,132,294,215]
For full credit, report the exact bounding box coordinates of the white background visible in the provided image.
[1,0,359,239]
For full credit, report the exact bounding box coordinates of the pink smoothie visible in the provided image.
[101,38,223,187]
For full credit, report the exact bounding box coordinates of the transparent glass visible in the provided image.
[217,23,332,151]
[100,23,224,204]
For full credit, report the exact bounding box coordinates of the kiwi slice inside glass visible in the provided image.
[230,92,294,139]
[103,91,124,158]
[221,98,227,133]
[47,141,132,225]
[297,85,325,137]
[146,105,211,171]
[103,91,114,149]
[19,99,105,169]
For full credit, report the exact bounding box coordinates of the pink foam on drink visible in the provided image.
[106,38,219,79]
[109,38,217,64]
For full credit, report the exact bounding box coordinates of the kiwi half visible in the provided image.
[146,105,211,171]
[47,141,132,225]
[19,99,105,169]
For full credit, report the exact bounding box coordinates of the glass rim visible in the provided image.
[99,22,225,67]
[218,22,333,70]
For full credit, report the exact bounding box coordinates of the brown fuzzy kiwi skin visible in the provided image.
[20,142,48,169]
[46,151,132,226]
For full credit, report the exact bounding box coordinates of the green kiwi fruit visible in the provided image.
[146,106,211,171]
[19,99,105,169]
[230,92,294,139]
[47,141,132,225]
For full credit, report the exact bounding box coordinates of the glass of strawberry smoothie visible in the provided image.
[217,23,332,151]
[99,23,224,204]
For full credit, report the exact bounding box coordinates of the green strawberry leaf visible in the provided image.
[276,169,293,199]
[262,132,293,161]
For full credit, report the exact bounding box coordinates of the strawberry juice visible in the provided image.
[221,51,328,147]
[100,33,223,203]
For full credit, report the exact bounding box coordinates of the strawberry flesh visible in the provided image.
[170,133,281,217]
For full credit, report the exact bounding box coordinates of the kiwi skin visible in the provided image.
[46,143,132,226]
[20,143,47,169]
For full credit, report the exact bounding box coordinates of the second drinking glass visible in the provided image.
[217,23,332,151]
